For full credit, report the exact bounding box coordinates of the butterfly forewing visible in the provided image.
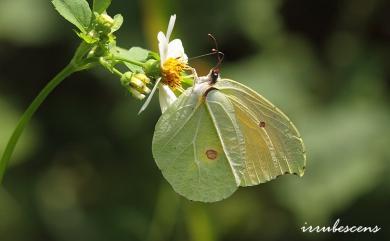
[215,79,306,186]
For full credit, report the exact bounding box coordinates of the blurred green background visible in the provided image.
[1,0,389,241]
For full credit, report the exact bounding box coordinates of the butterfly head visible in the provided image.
[208,68,220,84]
[192,34,223,86]
[208,34,224,85]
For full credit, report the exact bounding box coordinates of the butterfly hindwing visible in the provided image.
[215,79,306,186]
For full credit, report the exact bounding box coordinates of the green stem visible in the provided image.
[0,60,85,183]
[0,42,92,183]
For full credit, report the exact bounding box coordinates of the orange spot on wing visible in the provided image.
[205,149,218,160]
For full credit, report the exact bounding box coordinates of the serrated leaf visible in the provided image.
[52,0,92,32]
[93,0,112,14]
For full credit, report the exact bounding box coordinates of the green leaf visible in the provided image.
[76,31,98,44]
[148,51,160,60]
[127,47,150,61]
[93,0,112,14]
[126,64,143,73]
[112,47,150,73]
[113,47,150,62]
[111,14,123,33]
[52,0,92,32]
[125,47,150,72]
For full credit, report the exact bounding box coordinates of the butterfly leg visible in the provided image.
[188,67,200,85]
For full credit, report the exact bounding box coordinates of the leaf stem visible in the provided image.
[0,43,91,183]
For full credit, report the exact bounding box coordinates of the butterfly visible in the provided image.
[152,66,306,202]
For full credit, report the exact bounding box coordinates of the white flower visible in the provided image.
[157,15,188,64]
[139,14,188,114]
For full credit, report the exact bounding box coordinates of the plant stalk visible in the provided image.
[0,43,91,183]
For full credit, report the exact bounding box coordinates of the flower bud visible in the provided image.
[130,77,144,90]
[120,72,132,86]
[121,72,151,97]
[134,73,151,84]
[142,85,151,94]
[95,13,115,34]
[97,13,114,28]
[129,88,145,100]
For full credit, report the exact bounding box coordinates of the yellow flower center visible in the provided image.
[161,58,187,89]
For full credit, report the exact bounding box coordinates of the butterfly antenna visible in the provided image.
[208,34,224,70]
[188,52,218,60]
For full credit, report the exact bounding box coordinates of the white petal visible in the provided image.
[167,39,188,63]
[157,31,168,63]
[138,78,162,115]
[157,31,167,43]
[159,83,177,113]
[166,14,176,41]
